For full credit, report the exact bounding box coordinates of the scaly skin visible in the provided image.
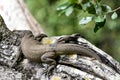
[21,31,101,72]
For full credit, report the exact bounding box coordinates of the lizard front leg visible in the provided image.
[41,52,57,75]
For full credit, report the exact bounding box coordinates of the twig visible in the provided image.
[107,7,120,14]
[112,6,120,12]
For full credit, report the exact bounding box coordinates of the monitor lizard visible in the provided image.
[21,31,101,73]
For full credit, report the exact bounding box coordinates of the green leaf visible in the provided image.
[111,12,118,20]
[94,19,106,32]
[65,6,74,16]
[79,17,92,24]
[95,16,105,22]
[57,10,66,16]
[87,3,96,14]
[101,4,112,13]
[57,3,69,11]
[69,0,77,3]
[73,4,82,9]
[81,2,91,10]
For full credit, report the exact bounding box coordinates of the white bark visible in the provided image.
[0,0,30,30]
[0,0,45,37]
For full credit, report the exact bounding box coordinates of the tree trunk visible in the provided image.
[0,0,120,80]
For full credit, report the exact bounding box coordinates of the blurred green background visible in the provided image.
[25,0,120,62]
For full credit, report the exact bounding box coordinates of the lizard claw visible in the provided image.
[41,52,57,78]
[57,37,67,43]
[34,34,48,41]
[42,65,55,78]
[71,33,83,38]
[57,33,84,44]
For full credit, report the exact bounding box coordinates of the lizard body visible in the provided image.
[21,31,101,72]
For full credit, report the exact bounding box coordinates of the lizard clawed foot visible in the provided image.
[71,33,83,38]
[58,33,82,44]
[41,52,57,78]
[34,34,48,41]
[42,64,56,79]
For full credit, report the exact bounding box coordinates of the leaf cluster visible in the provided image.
[57,0,118,32]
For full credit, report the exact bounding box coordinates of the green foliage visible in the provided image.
[79,17,92,25]
[111,12,118,20]
[94,18,106,32]
[57,0,118,32]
